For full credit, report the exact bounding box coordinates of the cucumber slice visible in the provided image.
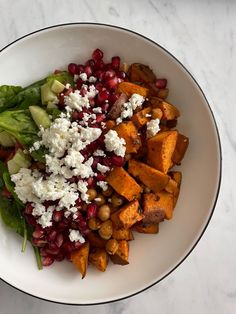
[29,106,51,129]
[41,83,57,105]
[47,102,58,109]
[51,80,65,94]
[7,149,31,174]
[0,131,16,147]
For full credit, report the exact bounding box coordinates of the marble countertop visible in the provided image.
[0,0,235,313]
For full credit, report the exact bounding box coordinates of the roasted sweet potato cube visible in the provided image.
[105,120,116,132]
[111,200,143,229]
[128,159,169,193]
[147,131,178,173]
[71,242,90,279]
[165,178,179,196]
[128,63,156,83]
[133,222,159,234]
[169,171,182,206]
[117,82,148,98]
[112,226,134,240]
[110,240,129,265]
[158,101,180,120]
[89,248,109,272]
[132,106,152,128]
[172,133,189,165]
[115,121,141,153]
[106,167,142,201]
[87,232,107,249]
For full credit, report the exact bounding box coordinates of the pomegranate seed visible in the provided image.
[108,93,119,104]
[71,111,80,121]
[92,48,104,61]
[81,228,90,236]
[46,243,60,255]
[86,59,95,68]
[102,157,112,167]
[92,157,100,169]
[25,215,37,227]
[155,78,167,89]
[76,78,84,89]
[32,230,44,239]
[96,113,105,123]
[101,102,110,112]
[80,86,87,96]
[40,248,48,257]
[68,63,79,75]
[87,177,95,188]
[77,64,85,74]
[24,203,33,215]
[87,204,98,219]
[79,219,87,230]
[62,241,74,253]
[96,173,106,181]
[106,77,118,91]
[53,210,63,222]
[104,70,116,80]
[97,90,109,103]
[95,82,103,91]
[84,66,93,77]
[46,230,57,242]
[111,56,120,70]
[117,71,126,79]
[89,97,95,107]
[98,134,105,145]
[55,253,65,262]
[32,238,47,247]
[104,63,112,70]
[111,155,125,167]
[42,256,54,266]
[94,59,105,70]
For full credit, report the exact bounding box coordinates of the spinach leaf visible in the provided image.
[2,171,23,206]
[0,85,23,111]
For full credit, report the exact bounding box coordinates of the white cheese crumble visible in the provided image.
[104,130,126,157]
[146,118,160,138]
[97,181,108,191]
[97,163,110,173]
[69,229,85,243]
[116,93,145,124]
[93,149,106,157]
[37,207,53,228]
[79,73,88,81]
[88,76,97,83]
[93,107,102,113]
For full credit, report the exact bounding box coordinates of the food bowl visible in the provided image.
[0,23,221,305]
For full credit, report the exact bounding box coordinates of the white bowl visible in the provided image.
[0,23,221,305]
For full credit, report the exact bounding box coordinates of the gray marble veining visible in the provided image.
[0,0,236,313]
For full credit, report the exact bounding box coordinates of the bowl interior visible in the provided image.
[0,24,221,304]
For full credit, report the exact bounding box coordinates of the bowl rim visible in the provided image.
[0,22,222,306]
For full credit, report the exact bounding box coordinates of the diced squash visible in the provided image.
[165,178,179,196]
[128,63,156,83]
[142,193,165,224]
[117,82,148,98]
[111,200,143,229]
[87,232,107,248]
[105,120,116,132]
[128,159,169,193]
[106,167,142,201]
[172,133,189,165]
[89,248,109,272]
[149,96,161,108]
[151,108,163,120]
[132,106,152,128]
[110,240,129,265]
[147,130,178,173]
[158,101,180,120]
[71,242,90,279]
[112,226,134,240]
[133,222,159,234]
[115,121,141,153]
[169,171,182,206]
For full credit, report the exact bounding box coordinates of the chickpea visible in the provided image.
[98,204,111,221]
[111,194,124,207]
[151,108,163,119]
[87,188,97,201]
[102,185,113,197]
[94,194,106,206]
[88,217,101,231]
[105,239,119,255]
[98,220,113,240]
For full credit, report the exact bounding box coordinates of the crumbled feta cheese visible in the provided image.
[79,73,88,81]
[32,203,46,217]
[129,93,144,110]
[104,130,126,157]
[146,118,160,138]
[37,207,54,228]
[88,76,97,83]
[93,149,106,157]
[64,90,90,112]
[97,181,108,191]
[94,197,102,202]
[116,93,145,124]
[65,83,71,89]
[69,229,85,243]
[64,149,84,168]
[86,85,98,98]
[77,180,89,203]
[58,190,79,209]
[92,107,102,113]
[97,163,110,173]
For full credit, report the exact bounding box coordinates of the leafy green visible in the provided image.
[46,71,74,86]
[46,107,61,120]
[0,85,23,110]
[2,171,23,206]
[33,246,42,270]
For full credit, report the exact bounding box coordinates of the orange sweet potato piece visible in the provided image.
[169,171,182,206]
[172,133,189,165]
[87,232,107,249]
[115,121,141,153]
[117,82,148,98]
[158,101,180,120]
[89,248,109,272]
[71,242,90,279]
[133,222,159,234]
[111,200,143,229]
[106,167,142,201]
[147,130,178,173]
[112,226,134,240]
[165,178,179,196]
[128,159,169,193]
[105,120,116,132]
[132,106,152,128]
[128,63,156,83]
[110,240,129,265]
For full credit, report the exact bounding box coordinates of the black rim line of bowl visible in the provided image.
[0,22,222,306]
